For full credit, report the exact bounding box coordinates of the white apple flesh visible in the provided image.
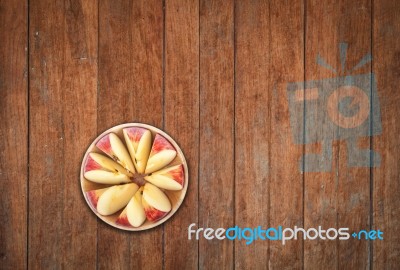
[86,152,132,176]
[85,187,110,209]
[84,153,132,184]
[116,187,146,227]
[84,170,131,185]
[144,164,184,190]
[145,134,177,174]
[142,183,171,221]
[96,132,136,174]
[123,127,152,174]
[97,183,139,216]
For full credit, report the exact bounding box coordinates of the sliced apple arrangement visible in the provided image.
[80,124,188,231]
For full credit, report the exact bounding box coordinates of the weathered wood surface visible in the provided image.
[0,0,28,269]
[0,0,399,269]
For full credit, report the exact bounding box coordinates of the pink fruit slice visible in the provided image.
[97,183,138,216]
[145,134,177,174]
[116,187,146,227]
[144,164,184,190]
[123,127,152,173]
[84,153,103,172]
[85,187,111,209]
[115,207,131,227]
[142,183,171,222]
[84,152,130,175]
[84,170,131,185]
[83,153,132,184]
[96,133,136,174]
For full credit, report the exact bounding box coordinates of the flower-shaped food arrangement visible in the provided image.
[80,123,188,231]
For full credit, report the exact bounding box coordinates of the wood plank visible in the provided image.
[198,0,234,268]
[304,0,372,268]
[268,0,304,268]
[97,0,163,269]
[303,1,340,268]
[164,1,199,269]
[0,0,28,268]
[234,0,270,268]
[335,0,371,268]
[29,0,98,268]
[163,0,199,268]
[373,0,400,268]
[61,0,98,268]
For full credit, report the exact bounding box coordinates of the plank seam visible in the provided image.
[162,0,166,268]
[369,0,374,268]
[27,0,30,268]
[232,0,237,268]
[302,0,306,269]
[267,2,272,268]
[96,0,100,269]
[197,0,201,268]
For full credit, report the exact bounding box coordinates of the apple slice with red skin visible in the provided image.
[85,187,111,209]
[123,127,152,174]
[144,164,184,190]
[142,183,172,222]
[96,132,136,174]
[116,187,146,227]
[97,183,139,216]
[84,153,131,184]
[145,134,177,174]
[115,208,132,227]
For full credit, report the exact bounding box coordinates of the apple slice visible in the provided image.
[84,170,131,185]
[123,127,152,173]
[97,183,138,216]
[85,187,110,209]
[85,152,133,176]
[96,132,136,174]
[142,183,171,222]
[145,134,177,174]
[116,187,146,227]
[84,153,131,184]
[144,164,184,190]
[115,207,131,227]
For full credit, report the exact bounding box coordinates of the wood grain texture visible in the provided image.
[304,0,339,268]
[235,0,270,268]
[29,1,65,267]
[336,0,371,268]
[198,0,234,268]
[98,0,163,269]
[0,0,28,269]
[61,0,98,268]
[304,0,373,268]
[268,0,304,268]
[164,0,199,269]
[373,0,400,267]
[29,0,98,268]
[0,0,399,268]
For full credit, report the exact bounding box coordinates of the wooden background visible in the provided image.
[1,0,399,269]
